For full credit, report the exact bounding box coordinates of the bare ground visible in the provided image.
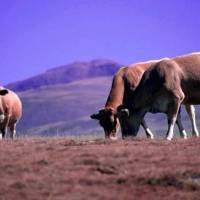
[0,137,200,200]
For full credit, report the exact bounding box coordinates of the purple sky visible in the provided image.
[1,0,200,84]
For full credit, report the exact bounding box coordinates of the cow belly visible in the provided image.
[182,79,200,104]
[150,97,169,113]
[184,89,200,104]
[184,96,200,105]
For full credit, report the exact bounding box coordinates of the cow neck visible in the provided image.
[0,97,4,115]
[105,74,124,112]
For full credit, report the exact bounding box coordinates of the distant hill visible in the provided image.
[17,77,112,137]
[6,59,121,92]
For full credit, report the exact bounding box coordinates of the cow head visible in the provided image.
[90,108,119,140]
[0,89,8,96]
[117,105,143,138]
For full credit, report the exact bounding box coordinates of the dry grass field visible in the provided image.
[0,137,200,200]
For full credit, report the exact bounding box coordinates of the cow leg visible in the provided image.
[9,123,16,139]
[0,129,2,140]
[166,116,177,140]
[119,118,130,139]
[185,105,199,137]
[176,108,187,139]
[1,128,7,139]
[0,116,10,139]
[166,96,183,140]
[141,119,154,139]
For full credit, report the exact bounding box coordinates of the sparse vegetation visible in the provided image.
[0,137,200,200]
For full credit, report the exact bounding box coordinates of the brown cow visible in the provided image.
[117,52,200,140]
[0,87,22,139]
[91,59,198,139]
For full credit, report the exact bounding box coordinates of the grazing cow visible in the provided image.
[0,87,22,139]
[90,59,198,139]
[117,52,200,140]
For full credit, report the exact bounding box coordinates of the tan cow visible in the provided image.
[91,59,198,139]
[0,87,22,139]
[117,52,200,140]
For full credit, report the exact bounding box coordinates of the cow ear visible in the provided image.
[0,89,8,96]
[117,105,129,119]
[90,113,101,120]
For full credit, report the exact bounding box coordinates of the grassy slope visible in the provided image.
[17,77,112,137]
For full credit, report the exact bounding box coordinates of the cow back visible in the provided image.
[0,90,22,122]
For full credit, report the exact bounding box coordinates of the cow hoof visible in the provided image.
[147,135,154,139]
[146,132,154,139]
[109,136,118,140]
[166,137,172,141]
[147,136,154,139]
[192,133,199,137]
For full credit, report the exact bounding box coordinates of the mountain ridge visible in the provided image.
[6,59,121,92]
